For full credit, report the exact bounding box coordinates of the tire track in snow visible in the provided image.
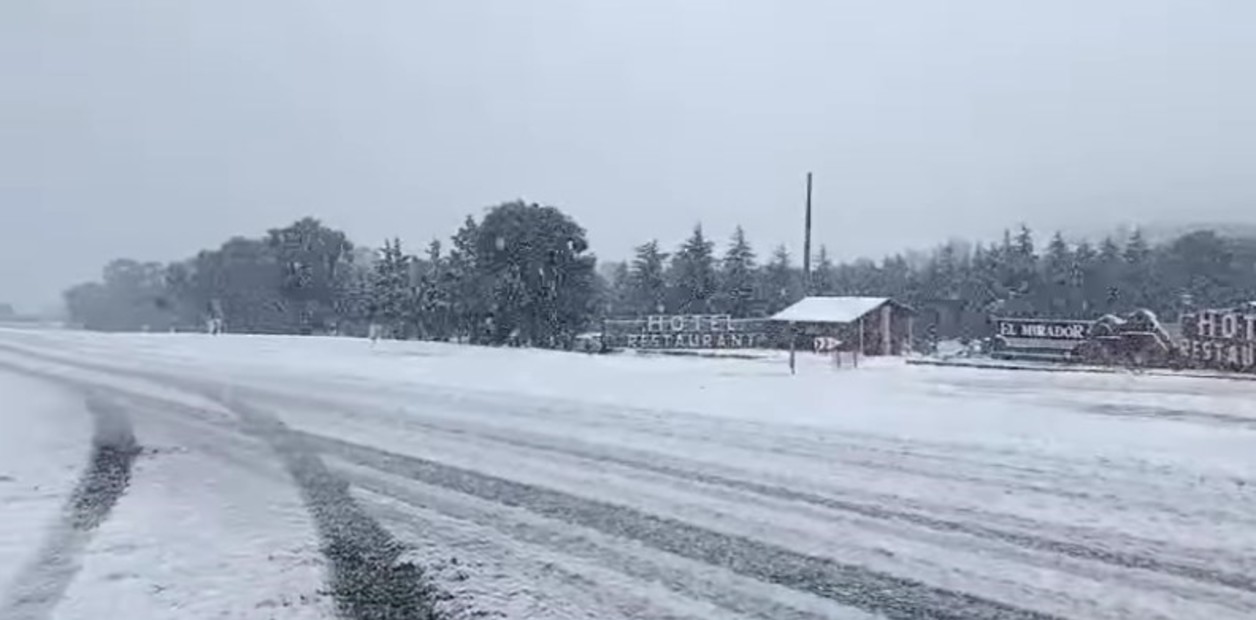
[302,432,1063,620]
[1077,402,1256,430]
[346,467,844,620]
[0,347,452,620]
[333,414,1256,596]
[238,377,1256,595]
[299,380,1247,513]
[0,340,1234,512]
[218,399,449,620]
[0,395,139,620]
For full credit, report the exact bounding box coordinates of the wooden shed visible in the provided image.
[770,296,915,356]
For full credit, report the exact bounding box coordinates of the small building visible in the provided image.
[770,296,915,356]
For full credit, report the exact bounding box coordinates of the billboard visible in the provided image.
[604,314,770,350]
[1180,307,1256,371]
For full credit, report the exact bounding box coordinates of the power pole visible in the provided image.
[803,172,813,295]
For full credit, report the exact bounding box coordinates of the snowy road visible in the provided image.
[2,330,1256,619]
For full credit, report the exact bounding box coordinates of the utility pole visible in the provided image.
[802,172,813,295]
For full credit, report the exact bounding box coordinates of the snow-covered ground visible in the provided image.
[0,373,93,610]
[2,328,1255,619]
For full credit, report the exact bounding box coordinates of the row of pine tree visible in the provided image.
[63,199,1256,345]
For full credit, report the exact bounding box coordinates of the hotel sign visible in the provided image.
[1181,308,1256,371]
[606,314,769,350]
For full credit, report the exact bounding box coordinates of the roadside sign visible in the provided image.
[813,336,842,353]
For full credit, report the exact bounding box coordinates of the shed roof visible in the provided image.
[770,296,909,323]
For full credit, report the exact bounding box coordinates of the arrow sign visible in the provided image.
[813,336,842,353]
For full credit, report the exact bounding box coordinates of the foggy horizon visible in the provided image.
[4,1,1256,312]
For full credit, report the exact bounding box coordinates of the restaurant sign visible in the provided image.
[1180,307,1256,371]
[994,318,1090,340]
[605,314,769,349]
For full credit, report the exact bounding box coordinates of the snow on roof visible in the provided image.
[770,296,897,323]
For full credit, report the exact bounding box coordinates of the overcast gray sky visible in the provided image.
[3,1,1255,311]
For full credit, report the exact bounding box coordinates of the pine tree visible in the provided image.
[1008,225,1038,302]
[928,242,963,299]
[628,240,669,315]
[1073,241,1098,316]
[958,242,1002,331]
[1041,231,1073,315]
[812,245,837,296]
[761,244,802,314]
[1123,228,1150,265]
[447,216,485,342]
[879,254,912,299]
[1123,228,1153,310]
[1015,225,1036,258]
[369,239,411,338]
[603,261,632,317]
[718,226,758,317]
[415,239,451,339]
[992,228,1015,301]
[1096,235,1125,311]
[668,225,718,314]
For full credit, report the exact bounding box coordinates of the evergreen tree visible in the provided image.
[1161,230,1236,314]
[668,225,718,314]
[1073,241,1099,316]
[879,254,913,300]
[447,215,486,342]
[760,244,802,314]
[475,201,596,347]
[1001,225,1038,310]
[926,242,964,300]
[628,240,669,315]
[266,217,354,333]
[369,239,411,337]
[415,239,452,340]
[812,245,837,296]
[718,226,758,317]
[1041,231,1073,315]
[1099,236,1121,262]
[1015,224,1036,258]
[1123,228,1153,310]
[603,261,632,317]
[1096,236,1125,312]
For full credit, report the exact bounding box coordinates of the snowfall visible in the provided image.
[1,328,1255,620]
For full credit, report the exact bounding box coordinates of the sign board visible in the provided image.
[994,318,1090,341]
[1180,307,1256,371]
[604,314,769,350]
[813,336,842,353]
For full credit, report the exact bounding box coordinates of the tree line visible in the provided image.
[604,224,1256,336]
[65,201,599,347]
[65,200,1256,345]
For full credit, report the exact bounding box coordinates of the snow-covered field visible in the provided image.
[2,328,1255,619]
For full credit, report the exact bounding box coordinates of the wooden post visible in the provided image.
[881,303,892,355]
[907,314,915,355]
[789,323,797,375]
[857,316,864,367]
